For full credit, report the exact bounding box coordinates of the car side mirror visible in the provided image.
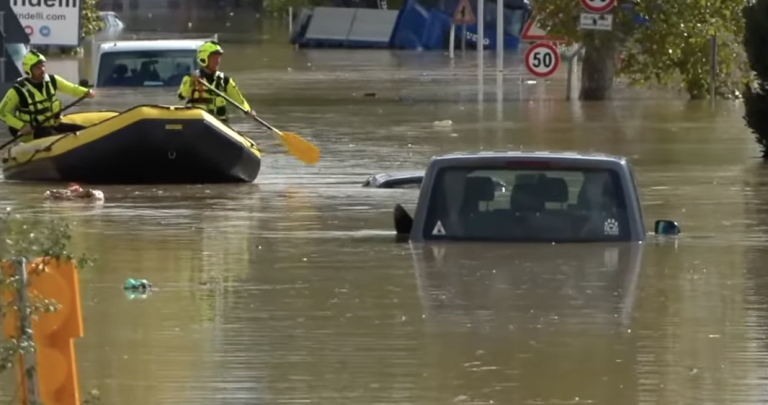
[79,79,91,87]
[654,220,680,236]
[393,203,413,237]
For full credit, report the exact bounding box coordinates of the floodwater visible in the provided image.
[1,21,767,405]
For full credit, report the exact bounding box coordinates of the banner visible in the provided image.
[11,0,81,47]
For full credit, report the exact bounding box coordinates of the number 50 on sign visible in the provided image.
[525,42,561,78]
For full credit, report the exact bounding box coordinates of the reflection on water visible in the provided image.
[414,243,642,404]
[413,243,642,329]
[1,18,768,405]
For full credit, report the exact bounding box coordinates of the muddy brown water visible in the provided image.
[0,26,766,405]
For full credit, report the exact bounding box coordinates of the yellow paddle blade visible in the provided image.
[279,131,321,165]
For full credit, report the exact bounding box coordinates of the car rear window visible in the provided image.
[422,165,631,242]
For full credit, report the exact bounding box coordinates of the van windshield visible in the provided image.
[423,166,631,242]
[98,50,196,87]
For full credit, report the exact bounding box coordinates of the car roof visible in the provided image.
[431,150,627,163]
[371,171,424,181]
[99,39,205,53]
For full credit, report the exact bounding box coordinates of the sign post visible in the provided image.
[477,0,484,66]
[10,0,83,47]
[1,11,5,85]
[449,0,475,59]
[520,14,565,49]
[496,0,503,72]
[451,0,476,59]
[578,0,617,31]
[525,41,560,78]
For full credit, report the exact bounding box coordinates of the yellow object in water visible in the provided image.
[1,104,262,184]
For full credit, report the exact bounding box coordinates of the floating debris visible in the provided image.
[124,278,153,291]
[44,183,104,201]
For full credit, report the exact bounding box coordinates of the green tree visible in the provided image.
[81,0,106,40]
[532,0,748,100]
[0,209,99,404]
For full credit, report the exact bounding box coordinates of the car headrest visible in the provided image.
[510,182,545,212]
[543,177,568,203]
[113,64,128,75]
[464,176,496,202]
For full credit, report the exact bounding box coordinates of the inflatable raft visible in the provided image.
[1,104,262,184]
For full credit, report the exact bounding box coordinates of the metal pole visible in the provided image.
[461,24,466,53]
[449,23,455,59]
[0,11,6,84]
[566,55,573,101]
[288,7,293,34]
[477,0,484,59]
[478,54,484,108]
[710,33,717,101]
[496,71,502,121]
[16,257,42,405]
[495,0,502,72]
[565,45,583,101]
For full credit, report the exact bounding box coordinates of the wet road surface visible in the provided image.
[0,26,765,405]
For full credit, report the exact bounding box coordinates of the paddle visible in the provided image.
[0,94,90,152]
[194,78,321,165]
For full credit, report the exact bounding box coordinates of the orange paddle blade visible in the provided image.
[279,131,321,165]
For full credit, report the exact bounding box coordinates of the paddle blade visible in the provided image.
[279,131,321,165]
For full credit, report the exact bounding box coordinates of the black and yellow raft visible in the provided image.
[1,105,262,184]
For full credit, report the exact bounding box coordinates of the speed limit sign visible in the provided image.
[525,42,560,78]
[581,0,616,13]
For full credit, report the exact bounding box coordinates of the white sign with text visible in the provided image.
[11,0,81,47]
[579,12,613,31]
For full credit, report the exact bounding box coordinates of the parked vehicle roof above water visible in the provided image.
[363,170,508,192]
[98,39,208,53]
[99,11,126,30]
[86,37,217,88]
[391,150,681,243]
[362,171,426,188]
[429,150,628,163]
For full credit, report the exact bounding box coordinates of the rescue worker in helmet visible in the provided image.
[177,41,256,121]
[0,51,95,142]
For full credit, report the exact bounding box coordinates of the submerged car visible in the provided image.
[363,170,507,191]
[99,11,126,31]
[392,151,681,243]
[79,36,217,88]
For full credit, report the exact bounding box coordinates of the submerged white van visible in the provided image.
[80,35,218,88]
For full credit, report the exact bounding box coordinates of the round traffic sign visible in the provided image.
[580,0,617,13]
[24,25,34,36]
[525,42,560,78]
